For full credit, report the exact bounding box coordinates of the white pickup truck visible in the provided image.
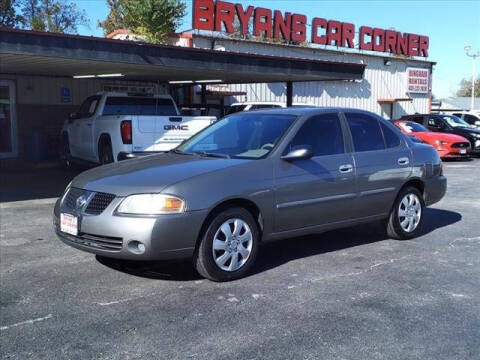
[60,92,216,165]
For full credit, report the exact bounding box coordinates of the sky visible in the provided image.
[75,0,480,99]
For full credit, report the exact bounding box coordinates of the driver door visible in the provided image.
[70,96,99,160]
[273,113,356,232]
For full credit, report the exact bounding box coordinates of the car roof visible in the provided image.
[234,107,383,117]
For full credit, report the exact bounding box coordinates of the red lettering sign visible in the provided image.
[192,0,430,57]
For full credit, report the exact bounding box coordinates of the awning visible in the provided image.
[0,28,366,84]
[377,98,414,104]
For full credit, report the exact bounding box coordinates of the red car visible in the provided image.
[394,120,471,159]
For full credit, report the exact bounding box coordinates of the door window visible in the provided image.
[380,122,401,148]
[346,113,385,152]
[285,114,344,156]
[78,96,100,118]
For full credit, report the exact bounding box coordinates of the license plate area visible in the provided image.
[60,213,78,236]
[460,149,467,154]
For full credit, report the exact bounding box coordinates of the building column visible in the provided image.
[286,82,293,107]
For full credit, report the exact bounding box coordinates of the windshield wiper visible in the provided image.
[169,149,195,156]
[195,151,230,159]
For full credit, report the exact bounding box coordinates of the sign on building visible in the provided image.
[407,68,429,94]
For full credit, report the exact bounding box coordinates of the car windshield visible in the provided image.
[401,121,429,133]
[442,115,472,128]
[177,113,297,159]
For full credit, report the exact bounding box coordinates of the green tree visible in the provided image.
[20,0,88,33]
[1,0,22,27]
[122,0,186,43]
[457,77,480,97]
[98,0,126,36]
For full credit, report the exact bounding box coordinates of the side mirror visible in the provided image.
[68,112,79,122]
[281,145,314,161]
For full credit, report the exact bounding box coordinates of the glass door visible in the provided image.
[0,80,17,158]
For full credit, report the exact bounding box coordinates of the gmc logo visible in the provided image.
[164,125,189,131]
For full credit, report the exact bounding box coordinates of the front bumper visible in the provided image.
[53,198,208,261]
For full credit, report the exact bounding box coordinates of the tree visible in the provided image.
[19,0,89,33]
[108,0,186,43]
[457,77,480,98]
[0,0,22,27]
[98,0,126,36]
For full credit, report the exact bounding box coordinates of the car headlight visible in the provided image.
[116,194,185,215]
[434,140,448,145]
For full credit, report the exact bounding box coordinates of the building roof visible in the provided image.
[436,97,480,111]
[0,28,365,84]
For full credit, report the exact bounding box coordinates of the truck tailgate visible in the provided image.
[152,116,215,151]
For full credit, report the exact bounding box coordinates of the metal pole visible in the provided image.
[472,56,476,111]
[465,46,479,111]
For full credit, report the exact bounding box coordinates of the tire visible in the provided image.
[99,140,114,165]
[386,186,425,240]
[194,207,260,282]
[60,133,73,168]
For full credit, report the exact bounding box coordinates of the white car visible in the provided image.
[61,92,216,165]
[450,111,480,128]
[227,101,316,115]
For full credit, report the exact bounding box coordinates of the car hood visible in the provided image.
[414,132,469,143]
[72,153,250,196]
[450,127,480,136]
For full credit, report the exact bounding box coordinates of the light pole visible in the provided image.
[464,46,479,111]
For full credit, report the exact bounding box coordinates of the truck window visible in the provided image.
[79,96,101,118]
[102,97,177,116]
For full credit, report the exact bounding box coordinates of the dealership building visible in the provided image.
[0,0,435,164]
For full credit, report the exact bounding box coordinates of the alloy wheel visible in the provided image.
[398,193,422,233]
[212,218,253,272]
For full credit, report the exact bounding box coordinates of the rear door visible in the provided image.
[274,112,357,232]
[344,112,412,218]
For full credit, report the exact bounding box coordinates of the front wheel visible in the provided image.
[386,187,425,240]
[194,207,260,282]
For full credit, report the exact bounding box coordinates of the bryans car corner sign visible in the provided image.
[193,0,429,58]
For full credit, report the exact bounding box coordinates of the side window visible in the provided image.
[78,96,99,118]
[286,114,344,157]
[380,122,401,148]
[464,115,476,124]
[428,117,442,128]
[346,113,385,152]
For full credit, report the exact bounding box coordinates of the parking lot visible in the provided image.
[1,159,479,360]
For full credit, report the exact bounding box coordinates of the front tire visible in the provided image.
[386,186,425,240]
[195,207,260,282]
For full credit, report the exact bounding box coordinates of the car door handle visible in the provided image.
[339,164,353,173]
[398,157,410,165]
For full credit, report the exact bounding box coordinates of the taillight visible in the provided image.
[121,120,132,144]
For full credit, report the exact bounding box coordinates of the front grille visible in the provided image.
[85,192,116,215]
[63,188,116,215]
[64,232,123,251]
[451,142,470,149]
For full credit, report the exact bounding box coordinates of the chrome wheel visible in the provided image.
[398,193,422,233]
[212,218,253,272]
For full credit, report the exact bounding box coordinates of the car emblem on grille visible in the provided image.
[76,194,89,210]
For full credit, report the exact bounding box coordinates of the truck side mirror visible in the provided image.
[68,112,79,123]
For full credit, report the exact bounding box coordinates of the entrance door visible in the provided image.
[0,80,17,158]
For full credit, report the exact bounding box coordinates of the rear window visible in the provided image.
[102,97,177,116]
[346,113,385,152]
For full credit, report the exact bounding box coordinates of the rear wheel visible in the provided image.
[194,207,260,282]
[99,140,114,165]
[386,186,425,240]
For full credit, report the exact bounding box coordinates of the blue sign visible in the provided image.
[61,87,71,103]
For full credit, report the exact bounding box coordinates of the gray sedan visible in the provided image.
[54,108,447,281]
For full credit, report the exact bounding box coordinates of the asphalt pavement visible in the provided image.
[1,159,479,360]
